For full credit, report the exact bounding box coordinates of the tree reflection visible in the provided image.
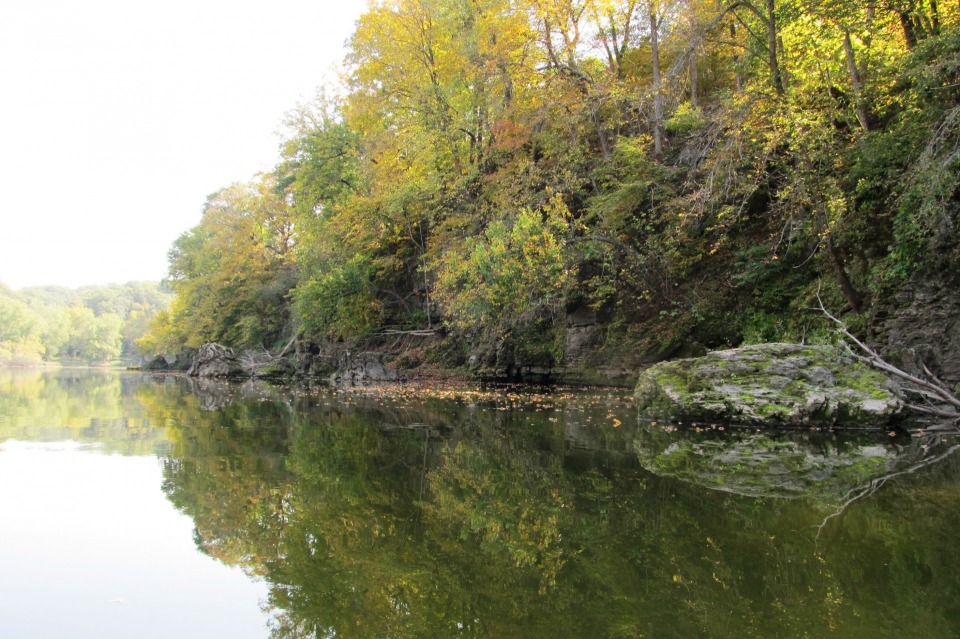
[0,367,168,454]
[146,382,960,639]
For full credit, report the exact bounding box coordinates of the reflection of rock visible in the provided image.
[186,377,282,410]
[634,425,907,499]
[187,343,246,379]
[330,351,398,384]
[187,377,236,410]
[634,343,903,427]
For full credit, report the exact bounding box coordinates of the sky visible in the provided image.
[0,0,368,290]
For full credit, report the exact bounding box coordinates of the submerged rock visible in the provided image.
[634,343,903,427]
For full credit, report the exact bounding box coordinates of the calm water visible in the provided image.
[2,368,960,638]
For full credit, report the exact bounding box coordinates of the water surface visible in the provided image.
[2,368,959,638]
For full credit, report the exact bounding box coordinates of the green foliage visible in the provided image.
[147,0,960,362]
[850,28,960,287]
[140,175,296,354]
[665,102,706,135]
[56,307,124,362]
[0,294,45,363]
[295,254,381,340]
[0,281,171,364]
[434,195,571,332]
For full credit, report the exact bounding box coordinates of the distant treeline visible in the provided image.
[0,281,172,365]
[140,1,960,366]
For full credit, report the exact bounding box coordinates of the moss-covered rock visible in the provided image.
[634,343,903,427]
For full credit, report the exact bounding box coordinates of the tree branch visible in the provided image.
[816,286,960,419]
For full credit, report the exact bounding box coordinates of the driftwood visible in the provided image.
[235,333,299,373]
[813,288,960,537]
[375,329,439,337]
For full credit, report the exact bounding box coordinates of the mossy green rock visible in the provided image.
[634,343,903,427]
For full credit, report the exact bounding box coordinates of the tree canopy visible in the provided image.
[142,0,960,365]
[0,281,172,365]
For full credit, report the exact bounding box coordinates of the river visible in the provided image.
[1,367,959,638]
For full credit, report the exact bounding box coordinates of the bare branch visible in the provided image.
[815,285,960,419]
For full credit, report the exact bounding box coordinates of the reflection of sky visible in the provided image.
[0,441,269,639]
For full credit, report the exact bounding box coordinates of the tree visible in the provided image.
[141,175,297,353]
[434,195,572,331]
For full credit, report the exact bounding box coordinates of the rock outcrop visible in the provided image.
[634,343,904,427]
[187,343,246,378]
[870,275,960,385]
[330,351,398,384]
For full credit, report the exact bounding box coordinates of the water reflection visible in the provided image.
[0,369,269,639]
[634,424,923,499]
[0,368,170,455]
[3,369,960,638]
[154,377,960,638]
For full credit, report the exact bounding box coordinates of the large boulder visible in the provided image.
[187,343,247,378]
[634,343,903,427]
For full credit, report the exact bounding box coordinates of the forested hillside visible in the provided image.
[0,282,172,365]
[141,0,960,379]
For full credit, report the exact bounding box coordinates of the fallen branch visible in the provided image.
[816,289,960,421]
[375,329,439,337]
[276,333,299,359]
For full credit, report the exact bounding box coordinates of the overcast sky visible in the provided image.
[0,0,368,290]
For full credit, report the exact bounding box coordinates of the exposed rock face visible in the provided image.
[182,342,395,382]
[330,351,398,384]
[634,343,903,427]
[187,343,247,378]
[292,342,334,378]
[556,307,636,386]
[870,276,960,385]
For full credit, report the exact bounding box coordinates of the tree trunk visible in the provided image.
[898,10,919,48]
[732,22,743,91]
[766,0,785,94]
[826,237,862,315]
[690,50,699,107]
[650,1,664,155]
[843,30,871,133]
[930,0,941,35]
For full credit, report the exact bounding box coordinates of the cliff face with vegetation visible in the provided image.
[139,1,960,384]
